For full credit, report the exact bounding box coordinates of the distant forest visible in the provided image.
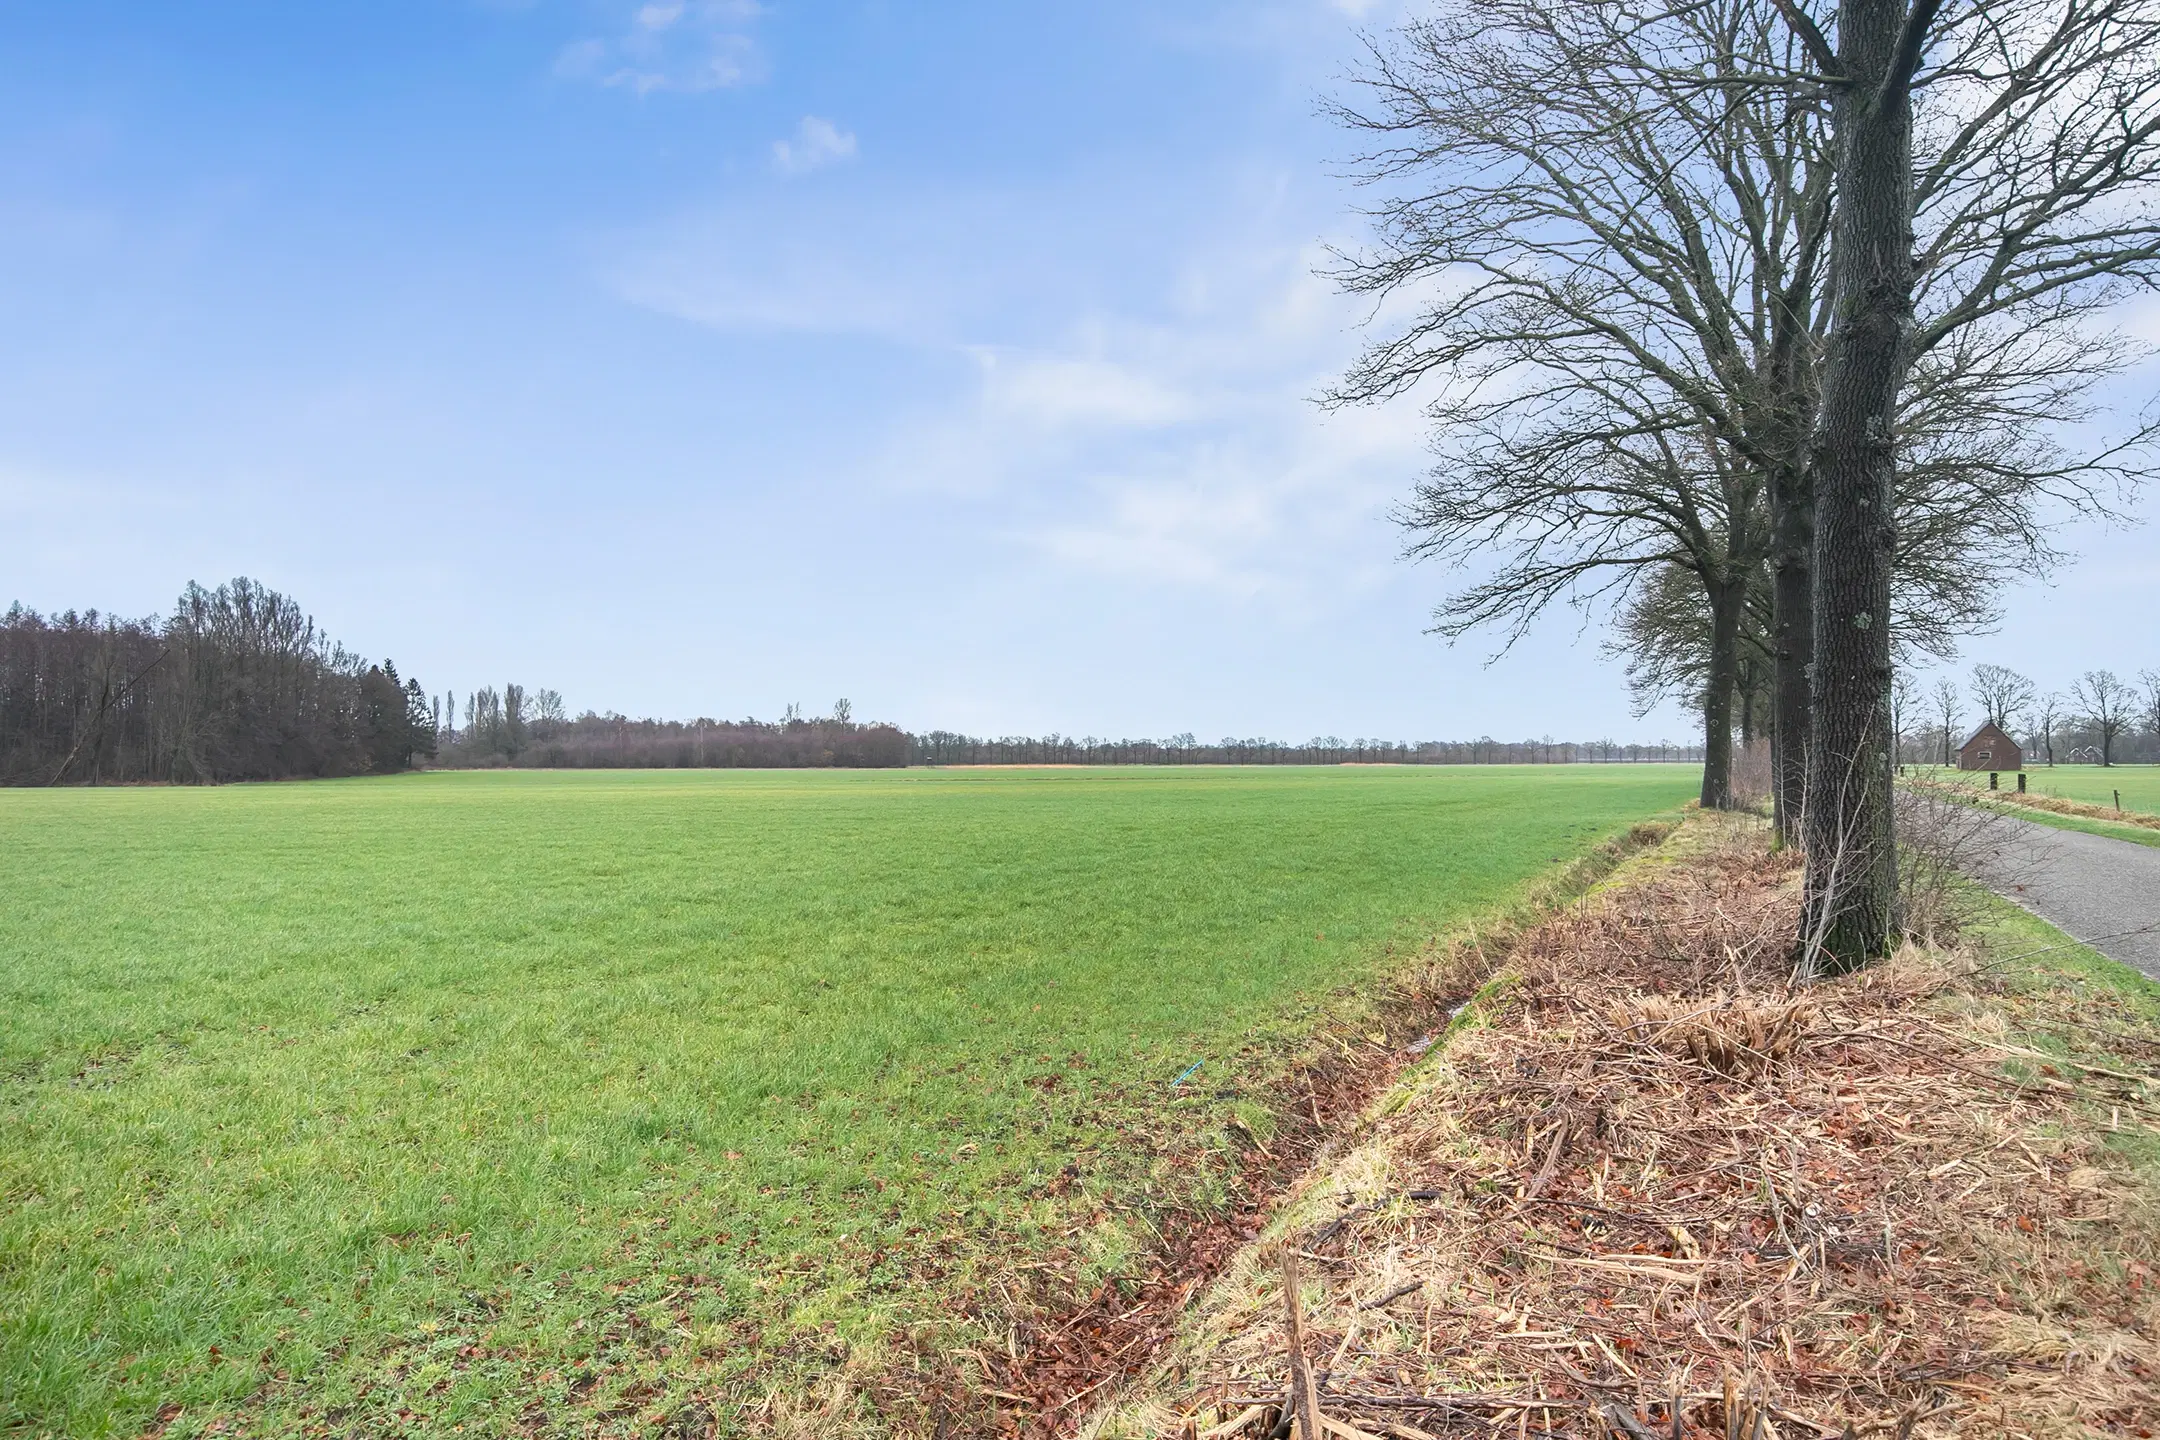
[6,579,1707,786]
[903,733,1703,767]
[435,711,1700,772]
[1,580,432,785]
[436,694,910,770]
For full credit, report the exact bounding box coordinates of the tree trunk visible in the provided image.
[1769,465,1813,842]
[1798,0,1916,979]
[1700,573,1744,810]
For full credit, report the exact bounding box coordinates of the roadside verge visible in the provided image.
[1906,774,2160,850]
[1085,813,2160,1439]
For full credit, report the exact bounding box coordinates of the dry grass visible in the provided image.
[1090,815,2160,1440]
[1910,774,2160,834]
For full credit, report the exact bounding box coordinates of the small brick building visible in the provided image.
[1957,721,2025,772]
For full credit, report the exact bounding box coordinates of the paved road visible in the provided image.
[1972,814,2160,982]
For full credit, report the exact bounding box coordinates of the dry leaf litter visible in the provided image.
[1086,816,2160,1440]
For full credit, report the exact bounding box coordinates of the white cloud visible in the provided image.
[973,350,1190,430]
[603,186,1021,340]
[868,244,1430,599]
[604,172,1434,602]
[772,116,859,175]
[555,0,762,95]
[1017,383,1425,601]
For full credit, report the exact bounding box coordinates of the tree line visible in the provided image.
[0,579,434,785]
[431,696,909,770]
[434,700,1702,771]
[1899,664,2160,768]
[6,585,1708,785]
[1332,0,2160,969]
[908,733,1703,766]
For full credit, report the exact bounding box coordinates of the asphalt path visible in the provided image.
[1973,813,2160,982]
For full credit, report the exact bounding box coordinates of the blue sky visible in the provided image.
[1,2,2151,741]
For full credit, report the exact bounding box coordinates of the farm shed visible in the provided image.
[1957,720,2025,772]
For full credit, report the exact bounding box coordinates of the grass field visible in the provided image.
[2006,762,2160,814]
[0,765,1696,1437]
[1918,762,2160,814]
[1913,764,2160,847]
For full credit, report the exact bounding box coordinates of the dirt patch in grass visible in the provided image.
[1090,815,2160,1439]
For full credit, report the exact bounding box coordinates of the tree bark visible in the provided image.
[1799,0,1922,978]
[1769,465,1813,841]
[1700,573,1744,810]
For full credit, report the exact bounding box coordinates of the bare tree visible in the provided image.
[467,688,502,753]
[1790,0,1943,976]
[1930,676,1960,765]
[503,683,527,760]
[2075,668,2133,765]
[1,581,426,785]
[1772,0,2160,972]
[2034,690,2064,766]
[1395,435,1768,810]
[1330,0,2155,852]
[1329,0,1832,816]
[526,687,567,745]
[1969,663,2034,731]
[2141,669,2160,749]
[1610,562,1777,748]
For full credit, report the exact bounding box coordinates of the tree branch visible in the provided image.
[1768,0,1840,76]
[1884,0,1951,104]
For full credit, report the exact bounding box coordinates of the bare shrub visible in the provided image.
[1730,737,1773,813]
[1895,782,2042,944]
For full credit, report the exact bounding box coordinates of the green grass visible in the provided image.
[1984,806,2160,849]
[1915,761,2160,812]
[1910,764,2160,847]
[1963,879,2160,1013]
[2013,762,2160,814]
[1956,882,2160,1182]
[0,764,1696,1437]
